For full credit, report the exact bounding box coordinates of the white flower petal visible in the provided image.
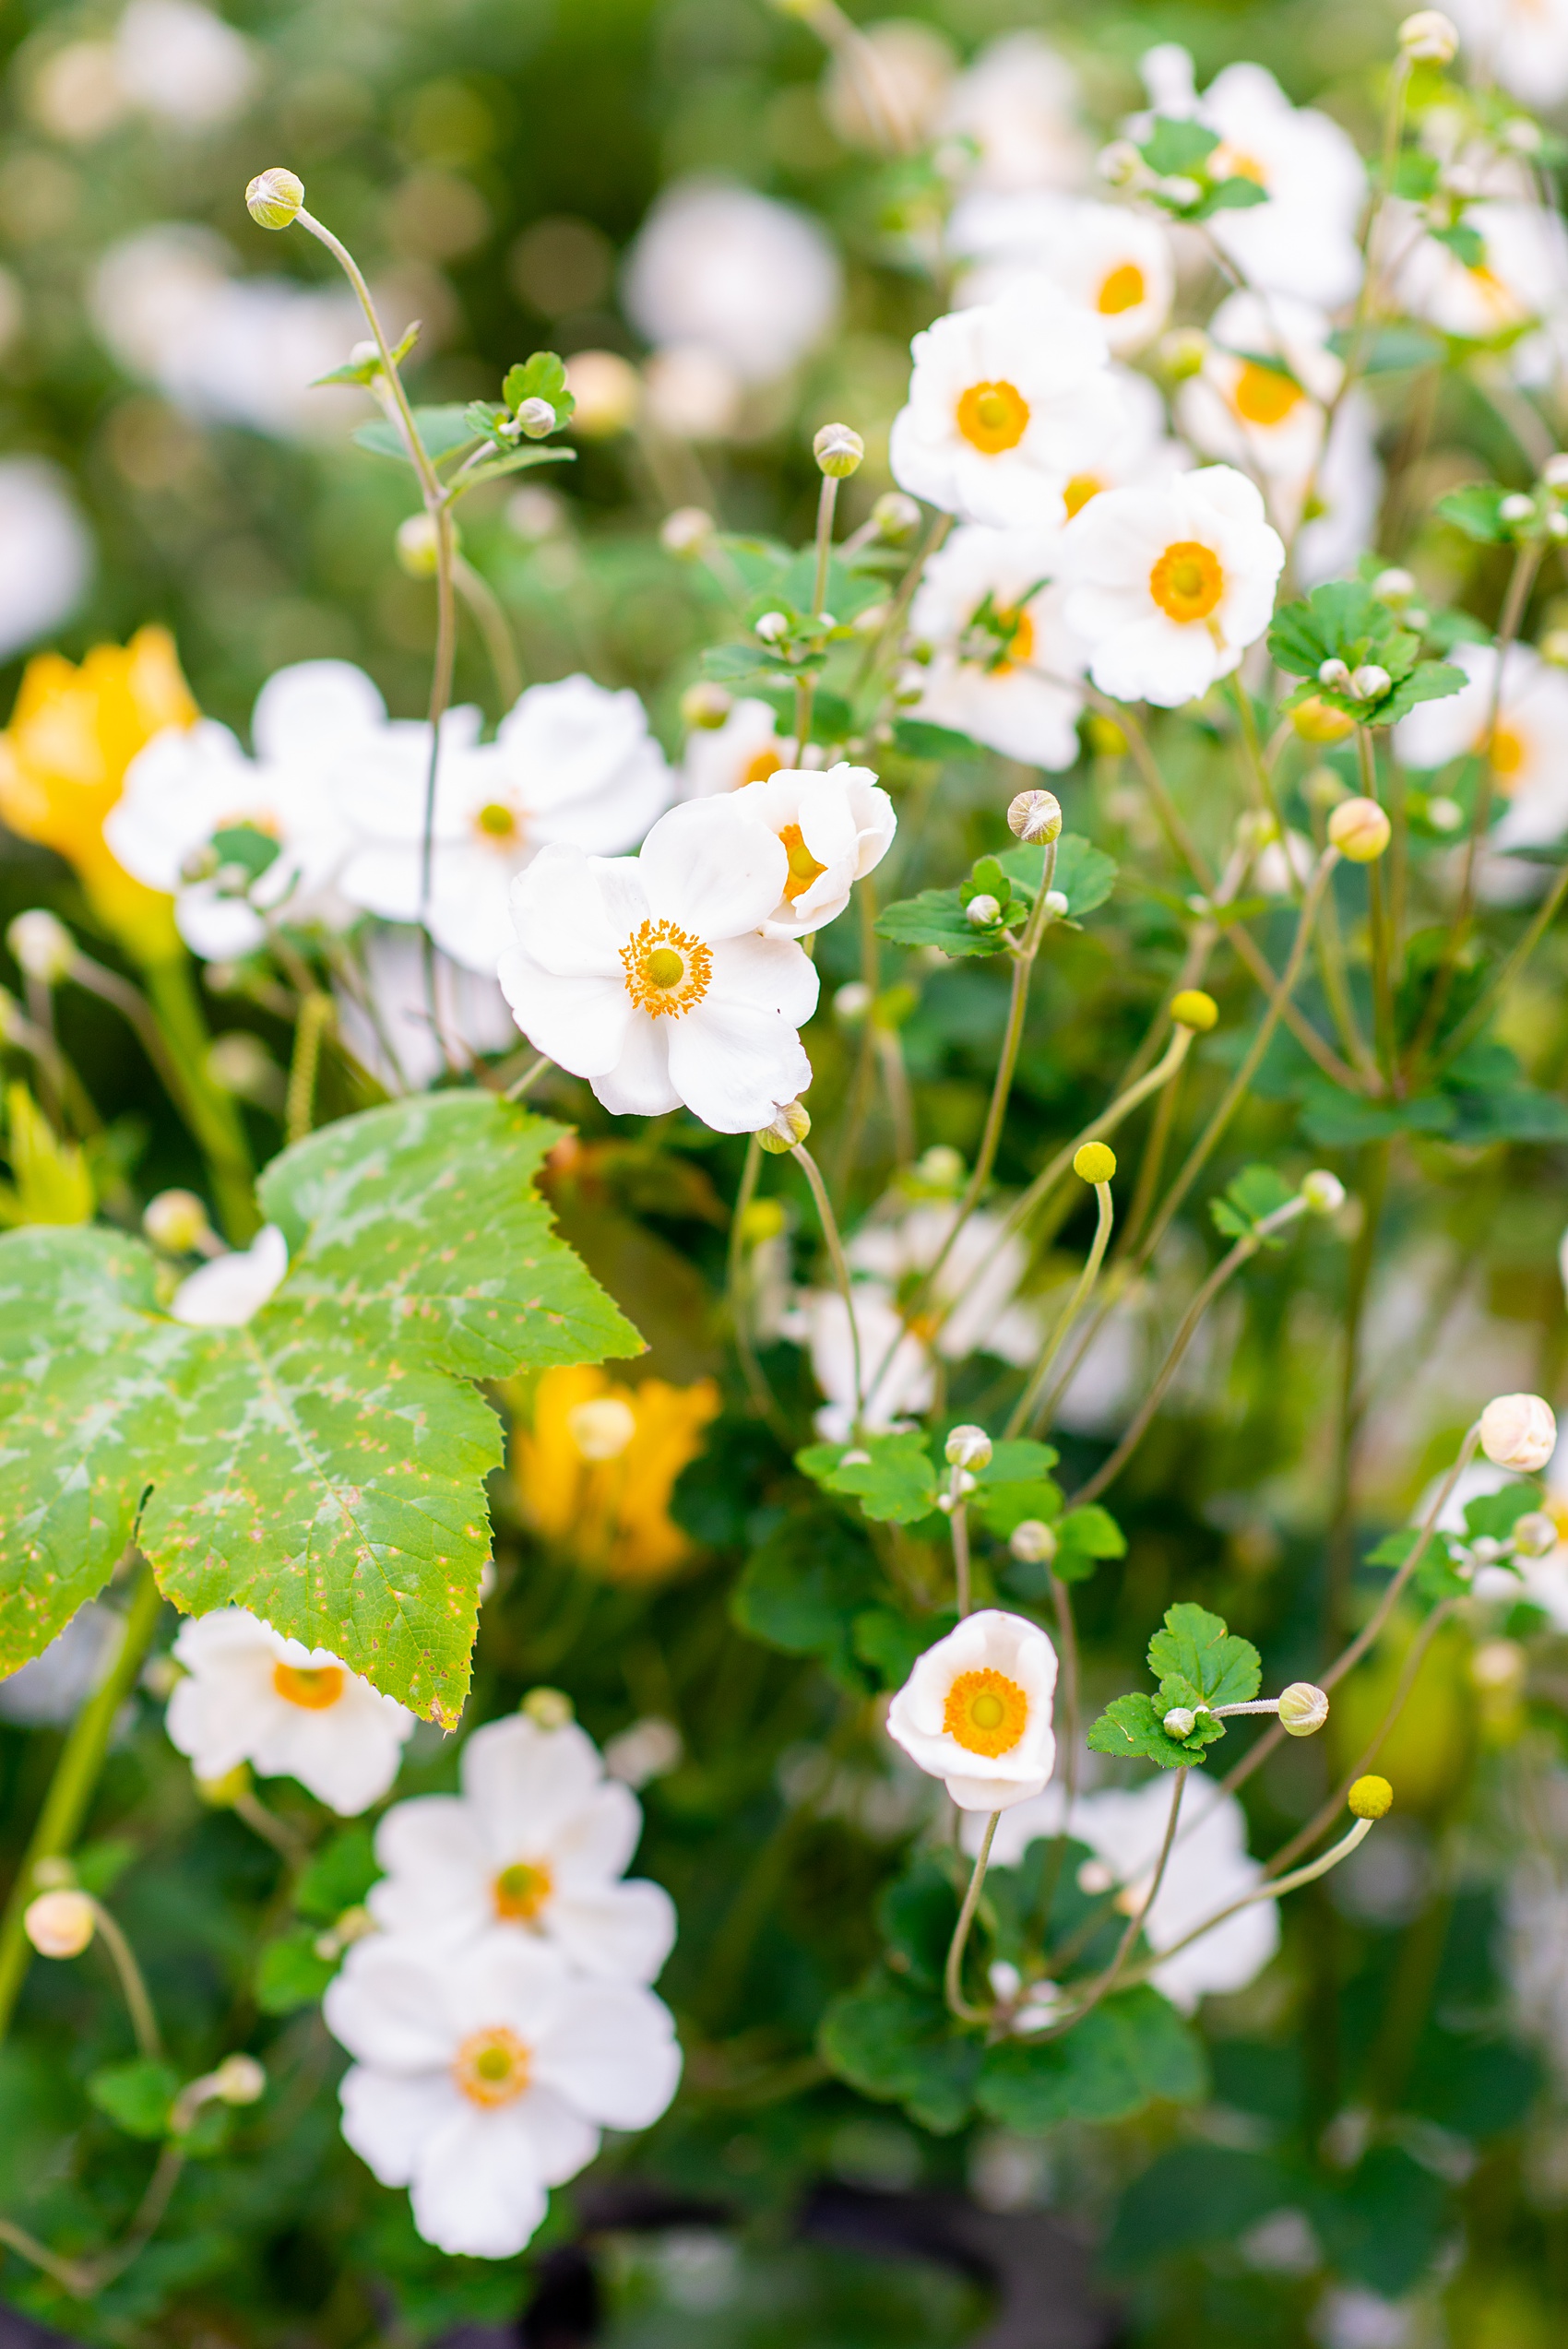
[410,2101,550,2258]
[548,1881,678,1985]
[592,1014,681,1118]
[169,1224,288,1328]
[637,797,788,938]
[339,2064,456,2189]
[532,1981,683,2128]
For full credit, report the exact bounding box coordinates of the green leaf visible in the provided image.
[1210,1162,1296,1243]
[312,320,420,387]
[1139,117,1219,176]
[998,835,1118,920]
[294,1826,379,1924]
[796,1431,938,1524]
[1431,220,1486,270]
[1297,1081,1456,1147]
[975,1439,1058,1485]
[350,403,481,464]
[1087,1691,1200,1770]
[976,1987,1207,2130]
[877,1854,959,1990]
[0,1085,93,1228]
[504,351,571,419]
[972,1477,1063,1543]
[1464,1480,1543,1540]
[1435,482,1515,544]
[888,718,986,762]
[852,1606,951,1690]
[818,1968,980,2134]
[1054,1502,1126,1584]
[0,1098,640,1721]
[731,1511,882,1688]
[1378,658,1467,725]
[89,2058,180,2140]
[1147,1601,1261,1709]
[256,1928,339,2014]
[1193,175,1268,216]
[448,445,576,494]
[875,886,1014,958]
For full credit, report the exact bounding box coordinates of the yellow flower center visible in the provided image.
[956,379,1030,456]
[271,1662,345,1711]
[621,919,712,1017]
[991,607,1037,674]
[1486,722,1527,788]
[1212,144,1266,186]
[452,2024,531,2107]
[1063,474,1103,519]
[778,822,828,902]
[493,1859,553,1923]
[943,1667,1028,1758]
[1149,540,1224,624]
[1097,262,1146,316]
[742,745,784,786]
[475,800,521,843]
[1232,362,1302,428]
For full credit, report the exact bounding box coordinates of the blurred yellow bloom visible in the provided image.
[0,627,194,963]
[511,1364,721,1581]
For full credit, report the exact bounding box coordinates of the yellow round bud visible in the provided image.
[245,168,304,231]
[814,422,864,478]
[1170,989,1218,1032]
[143,1189,212,1255]
[1084,713,1127,757]
[756,1099,811,1155]
[1291,694,1356,745]
[1277,1681,1329,1737]
[738,1196,787,1246]
[25,1889,96,1959]
[521,1687,574,1729]
[1327,797,1391,862]
[1074,1142,1116,1186]
[1348,1774,1394,1821]
[1008,789,1062,845]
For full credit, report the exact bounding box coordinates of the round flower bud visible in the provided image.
[835,980,872,1024]
[738,1196,787,1247]
[196,1763,251,1807]
[1157,175,1202,210]
[1479,1393,1557,1473]
[1303,763,1350,807]
[756,1098,812,1155]
[944,1424,992,1471]
[1009,1519,1058,1565]
[395,513,441,577]
[8,908,75,985]
[1512,1510,1558,1558]
[1162,1707,1197,1741]
[660,505,713,557]
[1499,492,1537,526]
[1398,10,1458,62]
[24,1889,95,1959]
[814,422,864,478]
[754,611,790,644]
[1170,989,1218,1032]
[1098,139,1143,187]
[1277,1681,1330,1737]
[245,167,304,231]
[988,1959,1022,2003]
[143,1190,213,1255]
[1317,657,1353,694]
[680,681,731,730]
[1372,567,1417,603]
[1425,794,1463,831]
[1348,1774,1393,1821]
[1327,797,1391,862]
[1349,663,1392,701]
[1543,455,1568,493]
[1155,327,1207,384]
[872,492,921,543]
[1074,1142,1116,1185]
[1301,1170,1346,1216]
[1008,789,1062,845]
[211,2054,267,2106]
[1470,1637,1526,1692]
[522,1686,574,1729]
[1042,889,1069,919]
[1540,629,1568,669]
[914,1144,965,1193]
[516,397,558,440]
[966,893,1003,928]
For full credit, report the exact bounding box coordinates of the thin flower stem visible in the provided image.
[1114,1820,1375,1998]
[949,1483,972,1619]
[792,1142,861,1424]
[453,554,523,709]
[294,211,441,504]
[1432,855,1568,1075]
[1041,1766,1188,2037]
[1028,1572,1081,1946]
[233,1790,310,1871]
[285,991,333,1147]
[795,473,840,753]
[853,512,951,710]
[1314,878,1379,1079]
[727,1137,793,1446]
[89,1902,161,2059]
[1229,682,1297,895]
[944,1810,999,2023]
[505,1054,552,1102]
[1006,1180,1113,1440]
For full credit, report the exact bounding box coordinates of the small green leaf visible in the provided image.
[1192,175,1268,216]
[796,1431,938,1524]
[1464,1481,1543,1540]
[819,1968,980,2134]
[888,718,986,762]
[1054,1503,1127,1584]
[350,403,481,464]
[852,1606,951,1690]
[731,1512,881,1689]
[89,2058,180,2140]
[295,1826,379,1924]
[1147,1602,1261,1709]
[1377,658,1467,725]
[448,445,576,495]
[1087,1691,1198,1770]
[1139,117,1219,176]
[976,1987,1207,2130]
[1434,483,1516,544]
[256,1928,339,2014]
[998,835,1118,920]
[875,887,1015,958]
[972,1478,1063,1542]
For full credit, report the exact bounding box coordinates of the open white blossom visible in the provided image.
[1396,199,1568,348]
[1061,463,1285,707]
[624,181,841,385]
[326,1931,681,2258]
[0,459,92,662]
[729,764,895,937]
[1178,292,1341,483]
[165,1608,415,1814]
[499,797,817,1133]
[1396,641,1568,898]
[907,526,1086,767]
[936,31,1091,193]
[370,1714,676,1984]
[779,1286,936,1442]
[680,698,790,799]
[888,1610,1058,1812]
[169,1224,287,1327]
[1446,0,1568,110]
[339,676,671,978]
[950,193,1173,356]
[848,1202,1044,1368]
[890,289,1122,530]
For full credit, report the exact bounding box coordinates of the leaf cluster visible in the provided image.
[1088,1603,1261,1767]
[1268,581,1465,728]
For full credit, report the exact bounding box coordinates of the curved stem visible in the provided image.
[1113,1819,1374,1999]
[944,1810,999,2023]
[454,554,523,710]
[1042,1766,1187,2037]
[792,1141,861,1425]
[727,1137,793,1447]
[505,1054,552,1102]
[89,1902,161,2059]
[1006,1180,1113,1440]
[284,991,333,1147]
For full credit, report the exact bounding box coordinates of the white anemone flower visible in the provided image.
[907,527,1086,768]
[1396,199,1568,348]
[169,1223,287,1327]
[165,1608,415,1814]
[1447,0,1568,110]
[848,1202,1044,1368]
[887,1610,1058,1812]
[1396,641,1568,894]
[338,675,672,978]
[0,459,92,662]
[1178,291,1341,483]
[889,288,1122,531]
[325,1930,682,2258]
[972,1773,1279,2010]
[107,658,378,959]
[1289,395,1384,591]
[950,193,1174,357]
[369,1714,676,1984]
[779,1286,936,1442]
[499,797,817,1133]
[936,31,1092,194]
[1061,464,1285,707]
[624,180,841,386]
[729,764,895,938]
[680,698,790,799]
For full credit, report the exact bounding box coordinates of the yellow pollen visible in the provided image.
[741,745,784,786]
[1487,722,1527,788]
[493,1859,553,1923]
[272,1661,345,1711]
[1063,474,1103,520]
[452,2024,531,2108]
[476,801,520,840]
[621,918,712,1017]
[1097,262,1146,315]
[956,378,1030,456]
[943,1667,1028,1758]
[1149,540,1224,624]
[778,822,827,902]
[1232,362,1303,428]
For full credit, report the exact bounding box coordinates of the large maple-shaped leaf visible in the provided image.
[0,1097,640,1724]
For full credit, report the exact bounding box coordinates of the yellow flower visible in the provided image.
[0,627,194,963]
[510,1365,721,1582]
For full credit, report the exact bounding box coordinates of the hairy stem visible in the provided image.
[944,1810,999,2023]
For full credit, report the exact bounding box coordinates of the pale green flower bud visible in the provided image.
[1008,788,1061,844]
[1327,797,1391,862]
[814,422,864,477]
[1009,1519,1057,1565]
[966,893,1003,927]
[659,505,713,557]
[25,1889,95,1958]
[144,1190,213,1255]
[1479,1393,1557,1472]
[680,681,731,730]
[872,492,921,542]
[1301,1170,1345,1216]
[1513,1510,1558,1558]
[1398,11,1458,63]
[945,1425,992,1471]
[1277,1681,1329,1737]
[8,908,75,985]
[211,2054,267,2106]
[245,168,304,231]
[1162,1707,1197,1740]
[757,1099,812,1154]
[516,397,557,439]
[521,1687,574,1729]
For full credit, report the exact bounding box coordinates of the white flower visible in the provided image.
[906,525,1086,768]
[887,1609,1058,1812]
[1397,641,1568,895]
[976,1773,1279,2010]
[0,459,92,662]
[1178,291,1341,482]
[679,698,790,799]
[169,1223,287,1327]
[369,1714,676,1984]
[1061,463,1285,707]
[950,193,1173,356]
[848,1202,1043,1368]
[114,0,255,127]
[325,1930,681,2258]
[0,1602,121,1726]
[165,1608,415,1814]
[624,180,841,385]
[1446,0,1568,108]
[936,31,1092,193]
[333,927,516,1094]
[1396,199,1568,345]
[779,1285,936,1442]
[339,675,672,978]
[1291,395,1383,591]
[499,797,817,1133]
[729,764,895,937]
[890,289,1122,531]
